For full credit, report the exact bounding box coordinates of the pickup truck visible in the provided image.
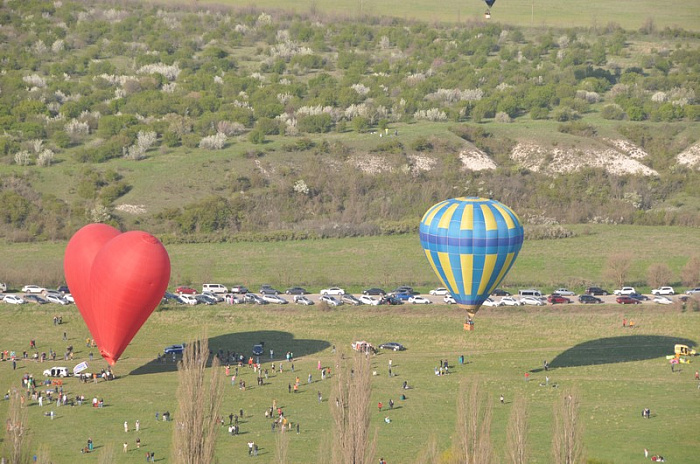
[613,287,636,295]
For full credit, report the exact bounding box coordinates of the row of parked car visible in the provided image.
[0,284,73,305]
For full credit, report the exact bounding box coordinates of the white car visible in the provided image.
[293,295,314,305]
[553,288,575,296]
[429,288,449,296]
[444,295,456,304]
[43,367,69,378]
[499,296,521,306]
[21,285,46,294]
[613,287,636,295]
[4,295,26,305]
[180,294,199,305]
[482,297,499,307]
[408,296,431,304]
[46,294,69,305]
[0,282,6,292]
[64,294,75,303]
[262,294,288,304]
[320,287,345,296]
[520,296,544,306]
[359,295,379,305]
[651,286,675,295]
[320,295,343,306]
[685,287,700,295]
[653,296,673,305]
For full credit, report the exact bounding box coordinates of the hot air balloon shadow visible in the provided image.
[129,331,331,375]
[530,335,696,372]
[420,197,524,330]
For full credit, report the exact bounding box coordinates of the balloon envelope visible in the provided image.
[64,226,170,365]
[419,197,523,315]
[484,0,496,7]
[90,231,170,365]
[64,223,121,348]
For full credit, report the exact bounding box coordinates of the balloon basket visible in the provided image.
[464,321,475,331]
[485,12,491,19]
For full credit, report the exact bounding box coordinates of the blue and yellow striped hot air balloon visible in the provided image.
[419,197,524,324]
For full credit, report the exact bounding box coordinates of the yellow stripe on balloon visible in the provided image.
[438,203,459,229]
[492,203,515,229]
[478,254,497,295]
[423,250,442,283]
[460,203,474,230]
[421,200,447,226]
[488,252,515,294]
[439,251,459,291]
[460,253,473,296]
[480,204,497,231]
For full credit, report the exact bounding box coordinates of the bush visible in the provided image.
[558,121,597,137]
[248,129,265,144]
[530,107,549,120]
[601,104,626,120]
[410,137,433,152]
[297,114,333,133]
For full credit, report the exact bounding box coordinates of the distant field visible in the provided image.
[0,303,697,463]
[171,0,700,31]
[1,224,698,294]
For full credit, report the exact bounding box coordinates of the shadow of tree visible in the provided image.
[129,331,331,376]
[532,335,696,372]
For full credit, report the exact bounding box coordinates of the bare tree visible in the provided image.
[275,425,290,463]
[603,253,633,288]
[412,435,439,464]
[34,445,51,464]
[328,351,377,464]
[681,255,700,287]
[97,444,115,464]
[171,337,224,464]
[506,394,528,464]
[647,263,673,289]
[3,388,30,464]
[552,389,584,464]
[453,380,493,464]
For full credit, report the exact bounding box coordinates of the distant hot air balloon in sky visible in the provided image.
[65,225,171,365]
[483,0,496,18]
[419,197,524,328]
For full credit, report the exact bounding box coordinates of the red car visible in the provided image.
[547,294,572,304]
[175,286,197,295]
[616,296,641,304]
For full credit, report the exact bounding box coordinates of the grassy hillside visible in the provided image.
[0,303,698,463]
[185,0,700,31]
[1,0,699,243]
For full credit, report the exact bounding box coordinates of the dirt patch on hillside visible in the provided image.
[510,141,658,176]
[677,142,700,169]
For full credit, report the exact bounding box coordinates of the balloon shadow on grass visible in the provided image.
[531,335,696,372]
[128,331,330,376]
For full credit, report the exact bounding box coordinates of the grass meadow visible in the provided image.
[1,225,700,462]
[1,224,699,294]
[0,302,698,463]
[172,0,700,32]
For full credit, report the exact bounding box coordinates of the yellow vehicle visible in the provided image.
[675,344,696,357]
[666,344,697,364]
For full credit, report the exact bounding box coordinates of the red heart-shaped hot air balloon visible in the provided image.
[64,226,170,365]
[64,223,121,348]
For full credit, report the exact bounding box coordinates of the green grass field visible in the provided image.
[177,0,700,32]
[0,302,698,463]
[1,224,699,294]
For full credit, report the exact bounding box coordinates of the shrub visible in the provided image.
[558,121,596,137]
[410,137,433,152]
[601,104,626,120]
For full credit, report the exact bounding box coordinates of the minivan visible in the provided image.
[202,283,228,294]
[518,289,542,298]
